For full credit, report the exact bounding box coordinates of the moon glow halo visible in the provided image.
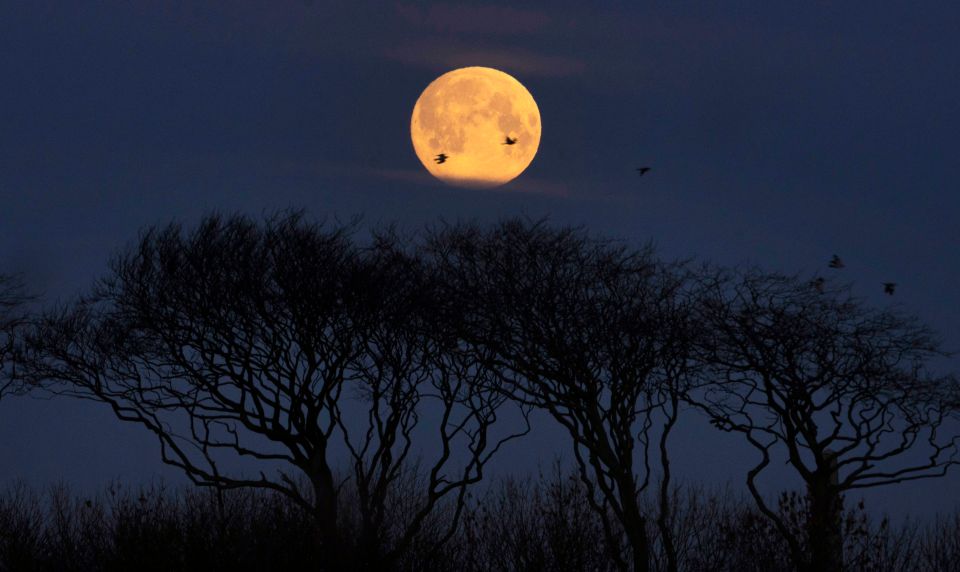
[410,67,541,189]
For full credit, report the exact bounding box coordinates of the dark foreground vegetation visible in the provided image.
[1,213,958,571]
[1,472,959,572]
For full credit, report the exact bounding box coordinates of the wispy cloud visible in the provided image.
[367,167,445,187]
[387,3,583,78]
[370,167,571,197]
[274,158,569,197]
[385,41,585,78]
[499,176,570,197]
[394,3,552,35]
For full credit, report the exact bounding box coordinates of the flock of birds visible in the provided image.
[433,135,524,165]
[433,135,654,175]
[433,135,654,174]
[434,144,896,297]
[813,254,897,296]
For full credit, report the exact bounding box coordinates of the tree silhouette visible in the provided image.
[426,219,697,572]
[19,213,527,570]
[10,215,960,570]
[0,274,28,398]
[689,269,960,572]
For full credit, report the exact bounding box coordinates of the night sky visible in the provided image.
[2,1,959,518]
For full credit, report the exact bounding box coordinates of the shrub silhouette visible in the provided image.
[2,474,960,571]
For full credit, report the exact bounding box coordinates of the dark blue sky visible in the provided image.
[2,1,959,517]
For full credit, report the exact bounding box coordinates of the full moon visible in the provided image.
[410,67,541,189]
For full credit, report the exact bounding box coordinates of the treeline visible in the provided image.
[0,213,958,572]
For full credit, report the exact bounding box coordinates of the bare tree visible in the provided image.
[19,213,526,570]
[0,274,29,398]
[336,231,530,568]
[689,269,960,572]
[426,219,697,572]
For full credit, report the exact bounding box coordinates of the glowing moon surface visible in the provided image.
[410,67,541,189]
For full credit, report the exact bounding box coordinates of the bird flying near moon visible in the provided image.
[410,66,541,189]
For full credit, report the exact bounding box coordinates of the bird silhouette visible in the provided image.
[811,277,826,293]
[502,136,517,145]
[828,255,845,269]
[434,153,448,164]
[636,167,652,176]
[883,282,896,295]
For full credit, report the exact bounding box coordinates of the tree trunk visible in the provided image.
[624,509,651,572]
[804,457,842,572]
[310,451,342,570]
[619,480,651,572]
[657,392,680,572]
[357,521,391,572]
[312,498,342,571]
